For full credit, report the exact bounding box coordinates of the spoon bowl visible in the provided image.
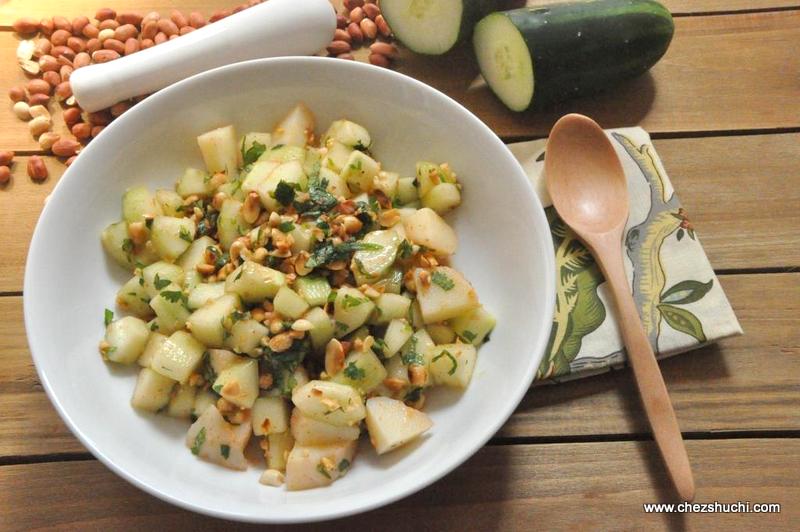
[546,114,629,235]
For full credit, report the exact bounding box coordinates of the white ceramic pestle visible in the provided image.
[71,0,336,112]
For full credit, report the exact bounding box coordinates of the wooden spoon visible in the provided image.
[545,113,695,501]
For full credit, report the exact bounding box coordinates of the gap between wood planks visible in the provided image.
[4,429,800,468]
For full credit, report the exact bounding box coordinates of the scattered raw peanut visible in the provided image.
[91,125,106,137]
[140,39,154,49]
[188,12,206,28]
[141,20,158,40]
[28,116,52,137]
[337,53,355,60]
[124,38,140,55]
[63,107,81,126]
[360,18,377,40]
[103,38,125,54]
[72,122,91,140]
[170,10,188,28]
[95,8,117,21]
[51,46,75,60]
[28,93,50,106]
[114,24,138,41]
[8,86,25,103]
[43,71,61,87]
[27,79,52,96]
[38,132,60,151]
[60,65,74,81]
[20,59,40,76]
[82,24,99,39]
[375,15,391,37]
[337,14,347,29]
[345,0,365,11]
[57,54,74,66]
[154,32,167,45]
[169,34,180,41]
[55,81,72,100]
[370,41,398,59]
[65,155,77,167]
[27,155,48,181]
[0,151,14,166]
[86,38,102,53]
[117,13,143,26]
[98,28,115,42]
[98,19,120,31]
[157,19,179,36]
[34,39,52,58]
[39,18,54,36]
[52,138,81,157]
[327,40,351,55]
[179,26,195,36]
[350,7,365,24]
[92,49,120,63]
[363,3,381,20]
[334,28,351,43]
[50,29,71,47]
[13,18,39,34]
[142,11,161,25]
[67,37,86,53]
[110,101,131,117]
[0,166,10,186]
[73,52,91,68]
[29,105,50,120]
[88,111,112,126]
[72,16,90,35]
[347,22,363,44]
[368,52,390,68]
[53,16,72,32]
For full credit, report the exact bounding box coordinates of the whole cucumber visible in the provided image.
[473,0,675,111]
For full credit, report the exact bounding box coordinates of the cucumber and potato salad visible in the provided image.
[98,103,495,490]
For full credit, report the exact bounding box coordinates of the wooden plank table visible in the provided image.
[0,1,798,530]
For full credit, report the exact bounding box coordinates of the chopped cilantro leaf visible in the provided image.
[220,444,230,459]
[191,427,206,455]
[460,330,477,343]
[242,140,266,166]
[274,180,296,206]
[278,221,295,233]
[433,349,458,375]
[400,337,424,366]
[153,273,170,290]
[316,463,331,479]
[104,308,114,327]
[212,383,223,394]
[398,239,413,259]
[338,458,351,472]
[161,290,189,309]
[431,270,455,291]
[229,309,247,324]
[138,276,145,286]
[327,290,338,303]
[343,362,365,380]
[293,178,338,217]
[179,225,193,243]
[121,238,134,255]
[353,140,369,152]
[150,321,159,331]
[342,294,366,309]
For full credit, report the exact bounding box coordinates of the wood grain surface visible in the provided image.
[1,439,796,530]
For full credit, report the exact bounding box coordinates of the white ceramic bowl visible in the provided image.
[24,57,555,523]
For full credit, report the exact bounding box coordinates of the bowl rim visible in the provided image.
[24,56,555,524]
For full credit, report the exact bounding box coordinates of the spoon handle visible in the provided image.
[594,233,695,502]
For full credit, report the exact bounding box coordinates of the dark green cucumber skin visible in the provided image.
[502,0,673,109]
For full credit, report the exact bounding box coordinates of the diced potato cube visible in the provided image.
[272,102,315,147]
[274,286,310,320]
[252,396,290,436]
[403,208,458,257]
[104,316,150,365]
[285,441,357,491]
[292,380,365,427]
[197,125,240,175]
[225,261,286,303]
[166,383,197,419]
[150,216,196,261]
[131,367,175,412]
[365,397,432,455]
[187,293,241,347]
[340,150,380,193]
[213,357,259,408]
[427,343,477,388]
[333,287,375,337]
[151,330,205,383]
[290,408,360,446]
[414,267,479,323]
[186,405,250,471]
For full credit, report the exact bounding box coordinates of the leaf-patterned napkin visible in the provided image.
[508,128,742,383]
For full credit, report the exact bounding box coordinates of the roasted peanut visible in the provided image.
[180,26,195,36]
[72,16,90,34]
[42,71,61,87]
[154,32,167,45]
[103,38,125,54]
[376,14,391,37]
[53,16,72,32]
[55,81,72,100]
[82,24,100,39]
[73,52,91,68]
[97,28,115,42]
[336,14,347,29]
[157,19,179,36]
[8,86,25,102]
[39,18,54,36]
[29,105,51,120]
[52,138,81,157]
[170,9,188,28]
[350,7,365,24]
[242,191,261,224]
[141,20,158,40]
[91,125,106,137]
[98,19,119,31]
[363,3,381,20]
[123,37,139,54]
[334,28,351,43]
[34,39,52,58]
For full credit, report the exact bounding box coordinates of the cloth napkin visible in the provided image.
[508,128,742,383]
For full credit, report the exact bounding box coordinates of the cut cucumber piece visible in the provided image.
[104,316,150,365]
[150,216,196,261]
[151,330,205,383]
[122,186,160,223]
[421,183,461,215]
[396,177,418,205]
[352,229,402,282]
[176,167,213,198]
[274,286,310,320]
[216,198,250,250]
[142,261,184,298]
[131,367,175,412]
[197,125,240,175]
[473,1,674,111]
[322,119,371,150]
[225,261,286,303]
[187,282,225,310]
[295,276,332,307]
[450,305,496,346]
[272,102,315,148]
[381,0,497,55]
[304,306,335,351]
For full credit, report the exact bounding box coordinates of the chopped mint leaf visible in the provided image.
[153,273,170,290]
[342,294,366,309]
[433,349,458,375]
[431,270,455,291]
[104,308,114,327]
[191,427,206,455]
[460,330,477,343]
[278,221,295,233]
[343,362,365,380]
[316,463,331,479]
[179,225,193,243]
[338,458,351,471]
[242,140,266,166]
[274,180,296,206]
[220,444,230,459]
[398,239,413,259]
